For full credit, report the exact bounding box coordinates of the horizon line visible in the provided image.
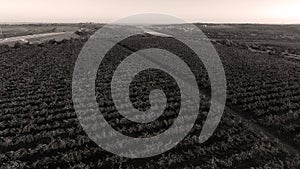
[0,21,300,26]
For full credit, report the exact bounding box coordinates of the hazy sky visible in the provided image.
[0,0,299,24]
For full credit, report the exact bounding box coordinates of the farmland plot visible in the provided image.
[0,32,300,168]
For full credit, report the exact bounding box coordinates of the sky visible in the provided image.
[0,0,299,24]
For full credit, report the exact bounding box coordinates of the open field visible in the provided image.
[0,23,103,46]
[0,23,102,38]
[0,24,78,38]
[197,24,300,43]
[0,24,300,168]
[0,32,78,46]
